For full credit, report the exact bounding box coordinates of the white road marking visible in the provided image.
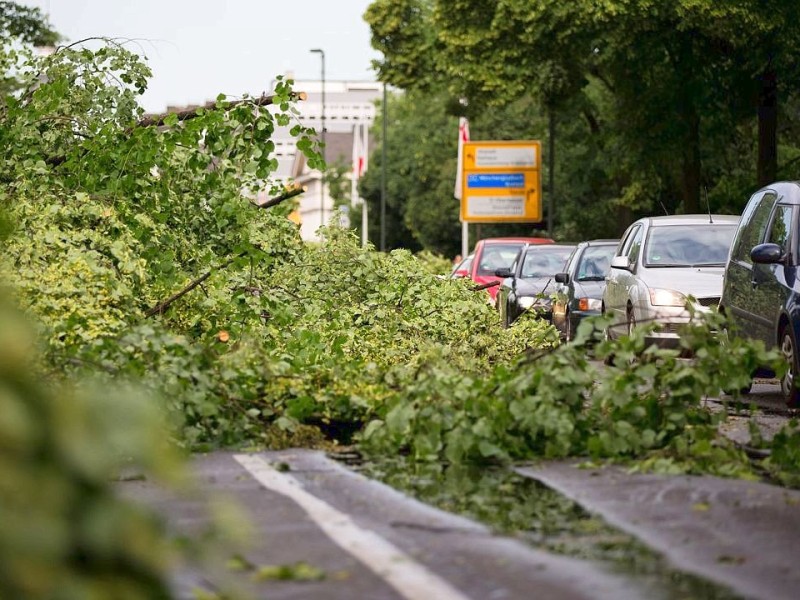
[234,454,471,600]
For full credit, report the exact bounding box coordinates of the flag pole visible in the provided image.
[455,117,470,260]
[352,123,369,248]
[360,124,369,247]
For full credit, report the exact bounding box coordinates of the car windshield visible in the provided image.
[576,246,615,281]
[451,255,473,274]
[644,224,737,267]
[521,247,574,278]
[476,244,524,276]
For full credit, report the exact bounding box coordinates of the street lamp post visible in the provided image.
[310,48,326,228]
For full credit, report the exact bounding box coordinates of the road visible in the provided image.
[710,378,794,444]
[121,434,800,600]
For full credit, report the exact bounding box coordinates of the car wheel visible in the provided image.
[779,325,800,408]
[601,306,617,365]
[501,304,510,329]
[626,306,636,336]
[565,310,573,342]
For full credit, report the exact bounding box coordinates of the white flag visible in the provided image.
[352,122,368,180]
[454,117,470,200]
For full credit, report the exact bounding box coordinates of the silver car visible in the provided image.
[603,214,739,347]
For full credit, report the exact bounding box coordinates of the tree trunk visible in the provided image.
[681,104,701,214]
[757,67,778,187]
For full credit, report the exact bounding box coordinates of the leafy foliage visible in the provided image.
[1,36,555,454]
[0,1,59,46]
[0,287,183,599]
[361,310,794,480]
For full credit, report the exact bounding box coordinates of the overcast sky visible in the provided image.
[21,0,380,112]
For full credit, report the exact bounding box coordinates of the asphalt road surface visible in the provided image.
[121,446,800,600]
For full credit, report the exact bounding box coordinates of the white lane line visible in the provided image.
[234,454,471,600]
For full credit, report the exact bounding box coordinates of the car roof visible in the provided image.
[758,180,800,204]
[578,239,619,246]
[523,243,575,251]
[478,236,552,244]
[640,214,740,227]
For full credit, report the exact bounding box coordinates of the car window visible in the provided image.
[618,224,640,257]
[767,205,793,256]
[520,247,574,278]
[564,247,580,274]
[626,227,644,264]
[644,224,737,267]
[731,191,778,264]
[576,245,616,281]
[476,244,524,276]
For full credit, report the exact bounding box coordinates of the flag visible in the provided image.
[352,122,368,181]
[352,122,370,247]
[454,117,470,200]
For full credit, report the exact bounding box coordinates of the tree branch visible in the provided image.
[137,91,308,128]
[472,281,500,291]
[145,252,245,318]
[254,185,306,210]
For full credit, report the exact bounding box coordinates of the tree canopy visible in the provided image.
[364,0,800,237]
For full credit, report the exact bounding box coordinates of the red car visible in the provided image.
[468,237,555,302]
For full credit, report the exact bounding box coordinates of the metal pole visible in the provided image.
[380,83,387,251]
[548,109,555,238]
[310,48,326,229]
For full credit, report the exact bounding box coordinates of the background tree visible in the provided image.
[0,1,59,94]
[364,0,800,240]
[356,88,559,256]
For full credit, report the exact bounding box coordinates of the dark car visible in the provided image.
[552,239,619,340]
[495,244,576,327]
[468,237,554,303]
[720,180,800,407]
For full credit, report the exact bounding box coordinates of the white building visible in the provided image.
[270,78,382,241]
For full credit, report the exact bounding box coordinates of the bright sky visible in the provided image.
[21,0,380,113]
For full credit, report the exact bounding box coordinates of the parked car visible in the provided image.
[603,214,739,347]
[720,181,800,407]
[450,254,474,279]
[496,244,576,327]
[468,237,554,302]
[552,239,619,340]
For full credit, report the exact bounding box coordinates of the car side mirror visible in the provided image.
[751,243,784,264]
[554,272,569,284]
[494,267,513,278]
[610,256,630,270]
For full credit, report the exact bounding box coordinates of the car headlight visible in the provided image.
[577,297,602,311]
[518,296,549,310]
[649,288,686,307]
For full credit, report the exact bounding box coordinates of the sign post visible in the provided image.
[461,140,542,223]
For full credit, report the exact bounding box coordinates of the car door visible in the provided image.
[724,190,779,341]
[497,250,522,327]
[750,203,796,346]
[605,229,632,324]
[552,246,580,334]
[605,224,643,335]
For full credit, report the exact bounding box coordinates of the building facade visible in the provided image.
[271,79,382,241]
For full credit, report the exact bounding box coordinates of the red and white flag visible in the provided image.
[454,117,470,200]
[352,122,368,181]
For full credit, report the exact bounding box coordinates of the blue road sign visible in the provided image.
[466,173,525,189]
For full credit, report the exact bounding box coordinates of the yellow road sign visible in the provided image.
[460,140,542,223]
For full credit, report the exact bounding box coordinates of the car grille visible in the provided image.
[657,322,683,334]
[696,297,720,307]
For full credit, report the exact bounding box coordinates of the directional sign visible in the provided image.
[467,173,525,188]
[461,140,542,223]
